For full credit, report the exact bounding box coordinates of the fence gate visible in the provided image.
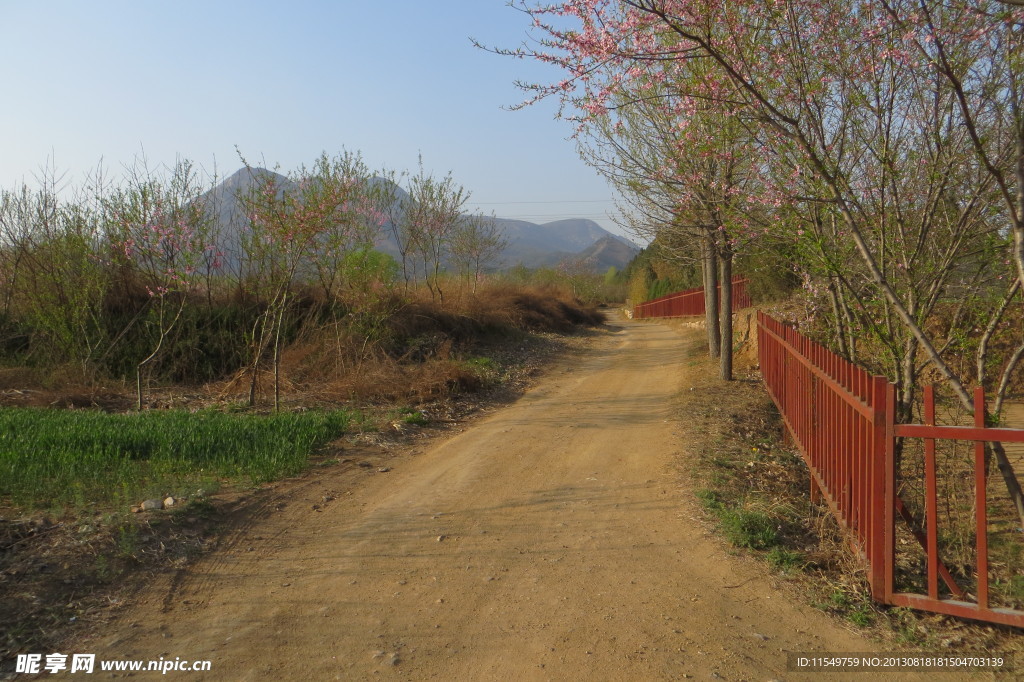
[757,311,1024,628]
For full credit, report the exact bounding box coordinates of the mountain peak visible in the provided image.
[202,168,638,273]
[572,234,639,272]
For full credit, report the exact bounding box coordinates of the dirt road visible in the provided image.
[79,315,953,680]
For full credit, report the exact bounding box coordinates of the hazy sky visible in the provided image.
[0,0,632,237]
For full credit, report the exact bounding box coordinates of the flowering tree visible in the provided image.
[237,152,385,410]
[879,0,1024,409]
[302,152,387,301]
[577,72,767,377]
[497,0,1015,391]
[105,159,220,410]
[492,0,1024,519]
[575,78,725,355]
[396,159,471,305]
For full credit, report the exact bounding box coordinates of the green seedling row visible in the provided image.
[0,407,354,510]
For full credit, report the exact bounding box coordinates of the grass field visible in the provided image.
[0,407,357,510]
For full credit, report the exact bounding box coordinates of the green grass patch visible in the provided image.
[461,356,500,386]
[766,546,803,570]
[697,490,785,551]
[397,406,429,426]
[462,356,497,373]
[719,507,780,550]
[814,589,876,628]
[695,488,723,512]
[682,369,811,571]
[0,407,355,510]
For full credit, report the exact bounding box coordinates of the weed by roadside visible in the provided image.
[397,407,430,426]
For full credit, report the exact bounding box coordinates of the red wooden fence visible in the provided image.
[633,278,751,319]
[757,311,1024,628]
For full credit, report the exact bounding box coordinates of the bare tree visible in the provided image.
[396,158,470,304]
[450,213,508,292]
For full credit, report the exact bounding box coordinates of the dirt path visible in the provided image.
[75,315,962,680]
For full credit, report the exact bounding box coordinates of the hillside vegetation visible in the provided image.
[0,155,615,418]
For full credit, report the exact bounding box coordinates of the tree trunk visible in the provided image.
[991,442,1024,527]
[899,337,919,424]
[272,294,287,413]
[248,321,265,408]
[827,277,849,359]
[1000,84,1024,529]
[703,233,721,358]
[248,308,273,408]
[836,283,858,362]
[719,247,733,381]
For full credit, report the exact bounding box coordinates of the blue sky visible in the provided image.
[0,0,631,237]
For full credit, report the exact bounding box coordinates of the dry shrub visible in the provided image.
[385,299,487,352]
[0,366,42,390]
[384,282,604,343]
[459,283,604,332]
[209,281,602,408]
[315,355,480,405]
[218,367,299,404]
[3,270,604,403]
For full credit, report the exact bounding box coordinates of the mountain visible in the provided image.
[202,168,639,273]
[573,235,640,272]
[204,167,293,227]
[200,168,295,271]
[492,218,637,270]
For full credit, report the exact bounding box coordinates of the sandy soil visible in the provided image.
[69,314,973,681]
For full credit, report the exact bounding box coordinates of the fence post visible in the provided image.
[974,387,989,609]
[883,381,897,602]
[868,375,888,600]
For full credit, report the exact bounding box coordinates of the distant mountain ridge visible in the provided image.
[574,235,639,272]
[203,168,639,273]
